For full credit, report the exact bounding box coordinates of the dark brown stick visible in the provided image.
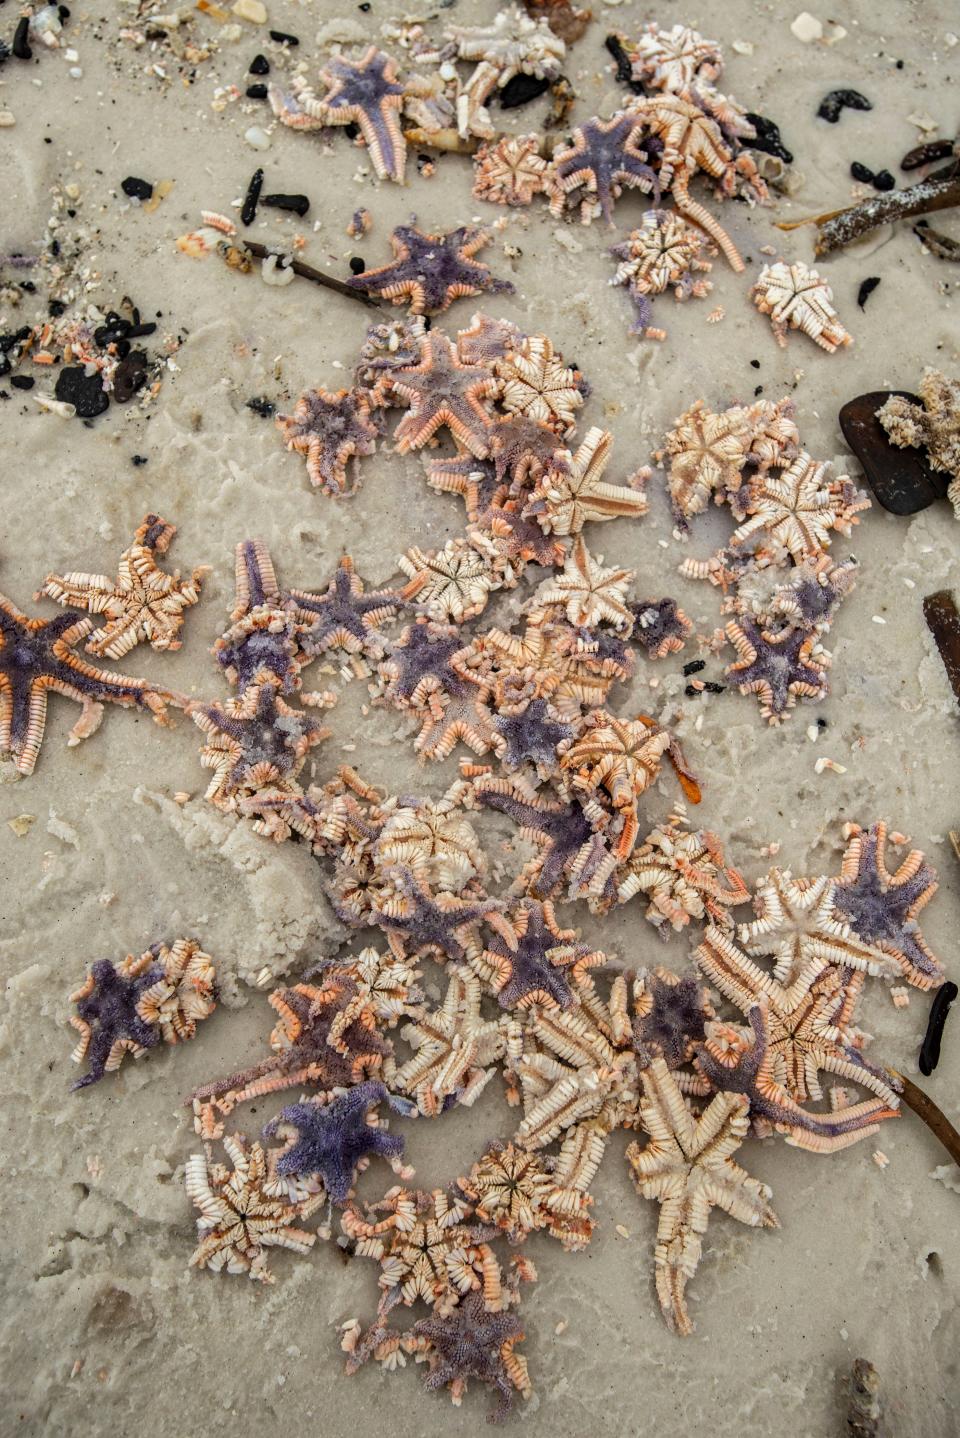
[241,240,381,308]
[888,1069,960,1166]
[923,589,960,705]
[775,173,960,255]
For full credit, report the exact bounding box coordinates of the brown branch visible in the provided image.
[241,240,382,309]
[887,1069,960,1166]
[775,172,960,255]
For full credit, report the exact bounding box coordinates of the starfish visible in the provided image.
[276,386,378,495]
[186,1134,322,1283]
[424,453,501,523]
[458,1141,558,1244]
[473,897,604,1010]
[134,938,218,1044]
[627,22,723,92]
[694,1003,900,1154]
[736,870,890,990]
[526,428,648,535]
[750,260,852,352]
[263,1080,410,1204]
[348,226,513,316]
[731,553,857,634]
[314,47,407,183]
[472,771,609,899]
[549,112,659,225]
[475,488,568,568]
[68,952,164,1089]
[366,865,501,964]
[473,134,550,207]
[393,968,507,1115]
[388,334,497,458]
[620,966,716,1071]
[38,514,206,660]
[832,822,944,990]
[655,400,753,533]
[561,710,672,854]
[455,312,524,369]
[731,453,870,560]
[0,591,172,775]
[214,539,305,695]
[616,812,749,932]
[398,537,503,624]
[536,538,634,629]
[376,789,485,893]
[626,1056,779,1336]
[878,369,960,514]
[406,1288,531,1420]
[629,597,692,658]
[492,695,573,771]
[489,413,571,489]
[494,335,585,434]
[609,209,714,339]
[724,618,830,723]
[513,1001,632,1147]
[190,683,331,810]
[285,555,405,674]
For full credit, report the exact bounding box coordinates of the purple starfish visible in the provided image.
[264,1080,411,1204]
[0,592,170,776]
[347,225,514,315]
[286,555,405,667]
[490,414,569,489]
[629,597,692,659]
[70,957,163,1090]
[475,779,601,898]
[832,822,943,988]
[214,539,303,694]
[724,618,828,721]
[493,697,572,770]
[631,971,711,1069]
[551,113,659,224]
[411,1290,526,1422]
[379,620,474,706]
[317,47,407,183]
[367,865,501,963]
[485,898,592,1010]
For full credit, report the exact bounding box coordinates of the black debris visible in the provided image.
[750,358,760,369]
[344,121,360,140]
[0,326,32,377]
[349,256,366,275]
[416,152,432,173]
[59,5,71,18]
[851,161,875,184]
[55,366,110,417]
[703,681,725,694]
[918,981,958,1077]
[262,192,310,217]
[873,168,896,191]
[246,395,275,417]
[269,29,298,44]
[131,454,148,466]
[682,659,706,676]
[684,685,702,698]
[249,53,269,74]
[499,73,551,108]
[112,350,149,403]
[817,89,872,123]
[12,15,31,59]
[48,300,67,319]
[901,139,955,170]
[241,167,264,227]
[246,83,267,99]
[816,717,828,728]
[10,374,34,391]
[857,276,881,310]
[121,175,153,202]
[744,113,793,163]
[359,2,371,10]
[0,41,10,65]
[754,385,764,396]
[839,390,950,515]
[605,34,645,94]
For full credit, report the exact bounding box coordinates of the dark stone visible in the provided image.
[816,89,872,123]
[269,28,298,43]
[923,590,960,707]
[131,454,148,466]
[873,168,896,191]
[605,33,645,94]
[241,167,264,226]
[249,53,269,74]
[246,395,275,417]
[246,83,267,99]
[112,350,149,403]
[499,72,551,108]
[744,112,793,163]
[850,161,875,183]
[918,981,958,1077]
[682,659,705,676]
[262,192,310,216]
[856,276,881,309]
[55,366,110,417]
[349,255,365,274]
[12,16,31,59]
[10,374,34,391]
[121,175,153,201]
[838,390,950,514]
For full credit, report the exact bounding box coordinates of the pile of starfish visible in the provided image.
[646,395,870,724]
[49,523,946,1418]
[260,14,852,350]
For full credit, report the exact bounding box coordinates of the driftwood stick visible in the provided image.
[775,172,960,255]
[242,240,381,308]
[887,1069,960,1166]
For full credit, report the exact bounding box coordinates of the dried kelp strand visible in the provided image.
[745,113,793,163]
[241,168,264,227]
[811,173,960,255]
[923,589,960,704]
[857,277,881,309]
[817,89,872,124]
[605,34,645,95]
[901,138,956,170]
[914,220,960,260]
[919,982,958,1077]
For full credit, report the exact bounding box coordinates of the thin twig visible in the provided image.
[887,1069,960,1166]
[241,240,382,309]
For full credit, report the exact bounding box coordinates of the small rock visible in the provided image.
[244,125,271,151]
[7,814,36,837]
[790,11,823,42]
[839,390,950,514]
[232,0,267,23]
[54,366,109,418]
[0,111,15,127]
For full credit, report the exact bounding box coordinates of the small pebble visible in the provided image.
[269,28,298,44]
[856,276,881,309]
[0,112,15,128]
[246,83,267,99]
[814,756,847,774]
[262,192,310,216]
[790,12,823,43]
[890,987,910,1009]
[233,0,267,24]
[244,126,271,151]
[249,52,269,73]
[121,175,154,202]
[54,366,109,418]
[349,256,366,274]
[873,169,895,191]
[872,1151,889,1170]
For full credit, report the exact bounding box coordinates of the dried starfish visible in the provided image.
[214,539,305,695]
[626,1056,779,1335]
[68,952,164,1089]
[456,311,524,369]
[377,788,485,893]
[471,896,604,1009]
[313,47,407,183]
[731,553,857,633]
[404,1287,530,1419]
[388,333,497,457]
[491,693,573,773]
[472,770,611,899]
[276,387,378,495]
[448,4,565,141]
[38,515,206,660]
[490,413,572,488]
[263,1081,411,1204]
[135,938,217,1043]
[627,23,723,93]
[398,537,503,625]
[367,865,501,965]
[526,428,648,535]
[561,710,673,855]
[285,555,405,674]
[750,260,852,352]
[0,591,172,776]
[736,870,890,989]
[616,813,749,932]
[614,966,716,1072]
[376,619,480,710]
[724,619,830,723]
[394,967,507,1114]
[190,682,330,810]
[655,400,753,533]
[473,134,550,206]
[549,112,658,225]
[186,1133,322,1283]
[730,454,869,561]
[536,538,634,629]
[348,226,513,315]
[628,597,692,658]
[609,209,715,339]
[833,822,944,990]
[877,368,960,516]
[494,335,584,433]
[458,1140,558,1243]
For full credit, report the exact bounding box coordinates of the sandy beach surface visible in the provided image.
[1,2,958,1434]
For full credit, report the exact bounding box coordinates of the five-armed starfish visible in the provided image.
[833,821,944,989]
[475,897,603,1009]
[315,47,408,183]
[0,592,172,775]
[387,333,498,457]
[214,539,305,695]
[550,113,659,225]
[276,387,378,495]
[264,1080,411,1204]
[190,682,330,809]
[724,618,829,723]
[286,555,405,673]
[347,225,514,315]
